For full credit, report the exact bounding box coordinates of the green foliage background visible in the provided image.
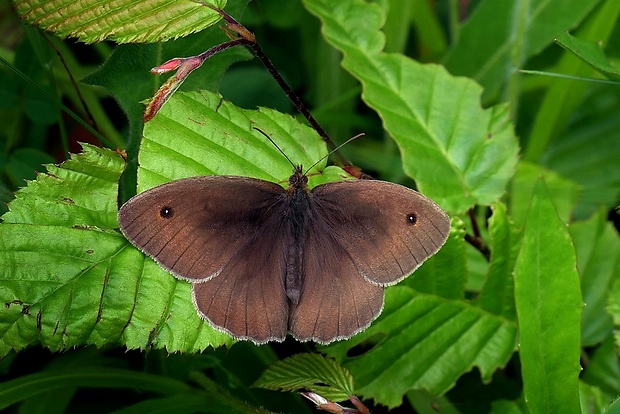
[1,0,619,413]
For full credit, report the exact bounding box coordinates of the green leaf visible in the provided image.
[322,285,517,407]
[16,349,104,414]
[514,179,582,413]
[12,0,227,44]
[0,142,234,356]
[490,399,528,414]
[510,161,581,227]
[0,368,193,411]
[443,0,600,102]
[111,394,213,414]
[409,0,447,61]
[2,145,123,228]
[570,209,620,346]
[253,353,354,402]
[111,392,274,414]
[540,99,620,218]
[10,35,59,125]
[607,263,620,351]
[0,225,132,353]
[0,89,344,356]
[4,148,55,188]
[82,43,161,137]
[303,0,519,214]
[555,32,620,82]
[407,390,460,414]
[581,335,620,400]
[404,220,467,300]
[579,381,609,414]
[139,90,329,190]
[476,202,520,320]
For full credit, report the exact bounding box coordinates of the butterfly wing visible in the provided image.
[289,221,385,343]
[289,178,449,343]
[192,220,289,343]
[310,179,450,286]
[118,176,290,342]
[118,176,286,281]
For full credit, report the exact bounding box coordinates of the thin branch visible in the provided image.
[42,33,100,136]
[465,208,490,260]
[200,3,353,168]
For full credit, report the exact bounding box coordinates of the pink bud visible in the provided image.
[151,58,183,74]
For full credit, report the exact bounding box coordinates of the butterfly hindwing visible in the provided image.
[192,216,290,343]
[289,219,384,343]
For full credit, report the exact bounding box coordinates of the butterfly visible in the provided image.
[118,165,450,344]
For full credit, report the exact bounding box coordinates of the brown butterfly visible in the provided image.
[118,165,450,344]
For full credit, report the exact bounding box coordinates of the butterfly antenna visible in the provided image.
[304,133,365,175]
[253,127,296,168]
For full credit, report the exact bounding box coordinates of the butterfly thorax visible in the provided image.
[283,166,312,305]
[287,165,308,189]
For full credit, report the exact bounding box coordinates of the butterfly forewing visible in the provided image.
[118,176,286,281]
[310,179,451,286]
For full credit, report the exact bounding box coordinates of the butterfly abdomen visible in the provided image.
[282,171,314,305]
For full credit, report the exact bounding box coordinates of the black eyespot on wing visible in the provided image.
[160,206,174,219]
[407,212,418,225]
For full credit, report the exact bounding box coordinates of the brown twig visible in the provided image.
[199,2,353,168]
[144,38,249,122]
[464,208,490,260]
[42,33,100,145]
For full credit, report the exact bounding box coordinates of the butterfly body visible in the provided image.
[281,166,312,305]
[118,166,450,344]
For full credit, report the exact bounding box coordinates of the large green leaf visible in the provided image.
[514,179,582,413]
[0,90,340,356]
[322,285,517,407]
[0,144,233,356]
[12,0,227,43]
[303,0,518,214]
